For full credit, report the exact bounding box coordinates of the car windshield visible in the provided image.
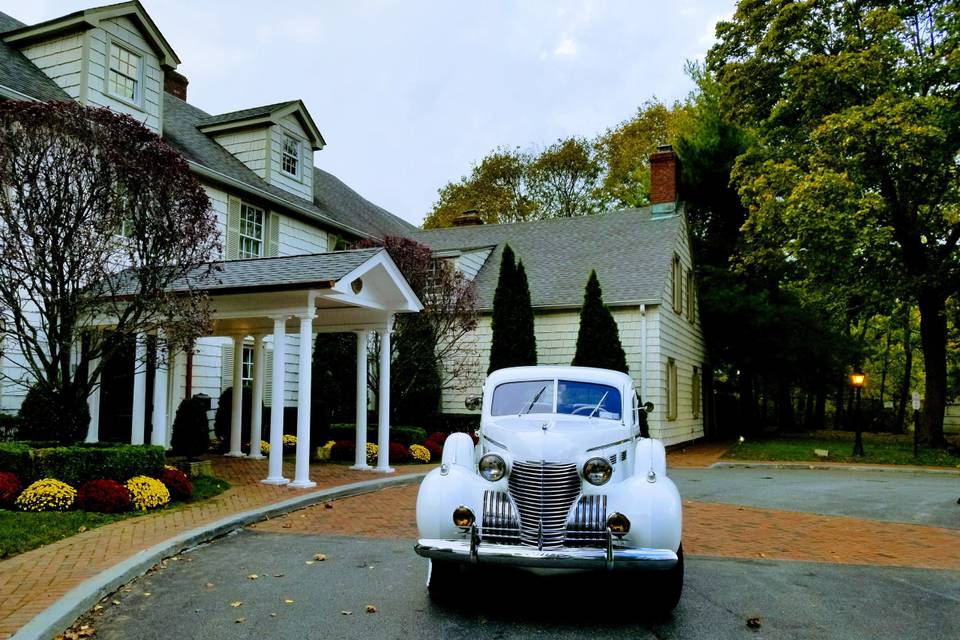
[557,380,622,420]
[491,380,555,416]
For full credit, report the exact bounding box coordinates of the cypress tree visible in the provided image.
[488,244,537,373]
[572,270,628,373]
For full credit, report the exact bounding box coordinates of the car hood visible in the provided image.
[483,415,629,463]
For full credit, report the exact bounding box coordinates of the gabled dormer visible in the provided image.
[197,100,325,201]
[2,1,180,135]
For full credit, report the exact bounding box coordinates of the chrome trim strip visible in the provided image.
[415,538,678,570]
[586,437,633,452]
[483,434,508,450]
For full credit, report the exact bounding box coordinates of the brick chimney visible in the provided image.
[452,209,484,227]
[163,70,189,101]
[649,144,678,215]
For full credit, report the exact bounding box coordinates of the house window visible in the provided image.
[239,203,264,258]
[242,346,254,385]
[692,366,701,419]
[281,135,300,177]
[666,358,678,421]
[672,254,682,314]
[686,268,695,322]
[108,43,141,103]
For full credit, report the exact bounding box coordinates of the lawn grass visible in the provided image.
[722,431,960,468]
[0,475,230,559]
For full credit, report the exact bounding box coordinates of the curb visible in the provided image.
[11,471,428,640]
[710,461,960,475]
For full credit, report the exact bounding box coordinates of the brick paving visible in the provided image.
[255,481,960,572]
[666,440,731,468]
[0,457,429,639]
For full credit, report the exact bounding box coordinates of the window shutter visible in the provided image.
[267,212,280,257]
[263,350,273,406]
[220,343,234,391]
[226,197,241,259]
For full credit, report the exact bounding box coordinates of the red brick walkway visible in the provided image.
[255,482,960,572]
[666,440,731,468]
[0,457,428,639]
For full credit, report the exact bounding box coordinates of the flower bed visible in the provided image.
[16,478,76,512]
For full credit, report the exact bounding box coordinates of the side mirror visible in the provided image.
[643,402,654,414]
[464,395,482,411]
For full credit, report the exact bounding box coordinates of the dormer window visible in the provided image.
[239,203,265,258]
[281,134,300,177]
[108,42,142,104]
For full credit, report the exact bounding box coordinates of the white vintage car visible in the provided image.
[415,365,683,611]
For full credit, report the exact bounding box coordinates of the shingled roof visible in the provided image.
[195,101,299,127]
[0,12,71,101]
[414,209,682,310]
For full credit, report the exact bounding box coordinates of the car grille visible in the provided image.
[564,494,608,546]
[508,461,581,549]
[480,490,520,544]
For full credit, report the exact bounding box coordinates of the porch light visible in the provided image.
[850,371,866,388]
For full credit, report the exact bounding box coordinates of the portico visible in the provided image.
[85,248,422,484]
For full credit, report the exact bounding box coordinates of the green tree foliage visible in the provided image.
[171,396,211,460]
[392,314,442,423]
[708,0,960,445]
[312,332,357,430]
[18,384,89,443]
[571,271,628,373]
[489,245,537,373]
[527,137,604,218]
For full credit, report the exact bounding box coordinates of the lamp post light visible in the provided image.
[850,369,866,457]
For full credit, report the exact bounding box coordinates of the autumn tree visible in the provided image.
[0,101,219,442]
[708,0,960,445]
[571,270,628,373]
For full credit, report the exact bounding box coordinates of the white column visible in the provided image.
[290,312,316,488]
[248,334,266,460]
[263,317,289,485]
[131,332,148,445]
[150,331,169,448]
[85,356,101,443]
[225,334,246,457]
[352,330,370,470]
[376,316,394,473]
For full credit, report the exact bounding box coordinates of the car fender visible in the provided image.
[416,464,488,539]
[441,432,476,468]
[634,437,667,479]
[605,468,682,552]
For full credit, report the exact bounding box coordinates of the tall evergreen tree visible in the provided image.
[488,244,537,373]
[572,270,628,373]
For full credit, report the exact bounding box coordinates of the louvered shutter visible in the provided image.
[226,196,241,259]
[220,343,234,391]
[267,212,280,257]
[263,350,273,406]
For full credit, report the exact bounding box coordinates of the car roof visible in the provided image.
[484,366,633,390]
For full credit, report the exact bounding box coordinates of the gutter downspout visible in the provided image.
[640,304,647,404]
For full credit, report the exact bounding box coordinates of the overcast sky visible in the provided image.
[10,0,735,226]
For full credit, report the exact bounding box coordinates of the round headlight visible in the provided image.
[478,453,506,482]
[583,457,613,486]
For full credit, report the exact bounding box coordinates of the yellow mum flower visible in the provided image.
[126,475,171,511]
[282,434,297,447]
[260,440,270,455]
[409,444,431,463]
[16,478,76,512]
[365,443,379,466]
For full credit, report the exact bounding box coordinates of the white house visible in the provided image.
[0,1,707,466]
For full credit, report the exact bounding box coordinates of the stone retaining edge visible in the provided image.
[711,461,960,475]
[11,471,428,640]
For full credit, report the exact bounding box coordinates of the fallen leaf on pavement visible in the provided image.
[365,605,377,613]
[270,613,277,618]
[341,610,352,616]
[78,526,87,533]
[235,618,246,624]
[273,573,285,578]
[281,523,292,529]
[111,600,120,606]
[324,502,333,509]
[143,592,151,597]
[284,598,295,604]
[305,560,315,565]
[313,554,326,561]
[93,605,103,611]
[230,601,243,608]
[247,574,258,580]
[205,582,215,588]
[747,617,762,629]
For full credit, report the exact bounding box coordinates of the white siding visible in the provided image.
[277,215,328,256]
[213,129,269,178]
[20,33,84,100]
[86,17,163,133]
[267,115,313,200]
[647,216,706,445]
[455,248,493,281]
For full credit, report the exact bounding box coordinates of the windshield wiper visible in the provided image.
[587,391,609,419]
[520,385,548,416]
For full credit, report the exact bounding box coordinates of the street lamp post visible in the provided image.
[850,369,866,457]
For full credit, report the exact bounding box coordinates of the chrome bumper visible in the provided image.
[415,527,677,571]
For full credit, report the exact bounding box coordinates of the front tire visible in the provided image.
[427,560,458,600]
[651,543,684,615]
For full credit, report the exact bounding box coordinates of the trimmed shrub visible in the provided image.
[18,385,90,444]
[389,442,409,463]
[77,479,131,513]
[571,270,628,373]
[423,439,443,460]
[213,386,253,450]
[0,470,21,507]
[16,478,76,511]
[421,414,480,436]
[171,396,211,460]
[126,475,170,511]
[159,467,193,501]
[31,444,165,487]
[0,442,33,481]
[425,432,447,445]
[328,424,427,446]
[329,440,355,462]
[409,444,431,463]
